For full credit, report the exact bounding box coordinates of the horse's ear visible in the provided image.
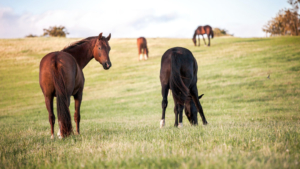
[98,33,103,40]
[107,33,111,41]
[198,94,204,99]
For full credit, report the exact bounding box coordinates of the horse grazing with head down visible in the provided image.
[192,25,214,47]
[39,33,112,139]
[159,47,208,128]
[137,37,149,60]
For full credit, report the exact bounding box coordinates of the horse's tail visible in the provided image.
[50,54,73,137]
[211,30,214,39]
[170,52,189,105]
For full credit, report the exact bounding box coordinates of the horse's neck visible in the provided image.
[64,40,95,69]
[193,31,197,39]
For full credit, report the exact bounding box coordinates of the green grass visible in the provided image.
[0,36,300,168]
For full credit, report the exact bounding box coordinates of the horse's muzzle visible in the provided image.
[102,61,111,70]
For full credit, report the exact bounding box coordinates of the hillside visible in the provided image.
[0,36,299,168]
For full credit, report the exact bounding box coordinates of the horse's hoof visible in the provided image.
[160,119,165,128]
[203,121,208,125]
[51,135,54,139]
[178,123,183,128]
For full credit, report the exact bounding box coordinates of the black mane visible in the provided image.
[62,36,96,51]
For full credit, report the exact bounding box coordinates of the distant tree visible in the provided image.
[43,26,69,37]
[263,0,300,36]
[25,34,37,38]
[213,28,231,37]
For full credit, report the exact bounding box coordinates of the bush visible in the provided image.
[43,26,69,37]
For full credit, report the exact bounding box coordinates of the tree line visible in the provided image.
[263,0,300,36]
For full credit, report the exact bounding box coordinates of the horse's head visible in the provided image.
[192,38,196,46]
[93,33,112,70]
[184,94,204,125]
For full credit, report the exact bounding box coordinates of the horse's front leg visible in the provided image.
[74,90,82,135]
[178,104,184,128]
[198,35,200,46]
[45,95,55,139]
[202,35,207,46]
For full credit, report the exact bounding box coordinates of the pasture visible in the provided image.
[0,36,299,168]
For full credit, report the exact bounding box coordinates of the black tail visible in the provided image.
[170,52,189,105]
[50,56,73,137]
[211,30,214,39]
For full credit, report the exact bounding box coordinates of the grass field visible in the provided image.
[0,36,299,169]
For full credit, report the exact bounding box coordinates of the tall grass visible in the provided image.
[0,36,299,168]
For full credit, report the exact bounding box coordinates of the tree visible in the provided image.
[43,26,69,37]
[263,0,300,36]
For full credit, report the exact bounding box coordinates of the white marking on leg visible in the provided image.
[178,123,183,128]
[139,54,143,60]
[160,119,165,128]
[144,54,148,60]
[51,134,54,139]
[57,129,62,139]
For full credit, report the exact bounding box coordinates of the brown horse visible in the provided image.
[159,47,208,128]
[192,25,214,47]
[39,33,111,139]
[137,37,149,60]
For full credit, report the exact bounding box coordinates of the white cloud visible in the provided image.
[0,5,186,38]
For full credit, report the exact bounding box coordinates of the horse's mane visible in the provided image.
[62,36,97,51]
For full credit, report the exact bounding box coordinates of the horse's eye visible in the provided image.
[98,47,101,50]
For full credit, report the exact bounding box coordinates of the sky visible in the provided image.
[0,0,292,38]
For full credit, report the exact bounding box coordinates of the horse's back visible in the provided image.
[39,52,83,97]
[197,25,212,34]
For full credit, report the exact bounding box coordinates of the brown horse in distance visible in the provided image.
[39,33,111,139]
[137,37,149,60]
[192,25,214,47]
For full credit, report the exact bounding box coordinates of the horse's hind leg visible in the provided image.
[207,35,210,46]
[44,95,55,139]
[190,85,208,125]
[138,47,143,61]
[143,48,148,60]
[160,84,169,128]
[74,90,82,135]
[198,35,200,46]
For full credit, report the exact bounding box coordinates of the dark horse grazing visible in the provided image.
[137,37,149,60]
[39,33,111,139]
[192,25,214,47]
[160,47,208,128]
